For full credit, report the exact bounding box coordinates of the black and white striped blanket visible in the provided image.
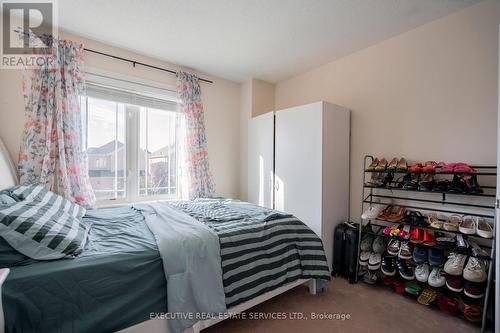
[171,199,331,307]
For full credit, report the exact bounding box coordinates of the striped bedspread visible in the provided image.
[171,199,331,308]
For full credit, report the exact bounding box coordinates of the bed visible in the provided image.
[0,137,331,333]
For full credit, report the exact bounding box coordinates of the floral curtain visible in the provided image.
[18,39,96,208]
[176,71,215,199]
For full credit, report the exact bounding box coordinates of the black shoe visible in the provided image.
[377,172,394,188]
[381,255,396,276]
[449,175,466,193]
[397,260,415,280]
[466,174,483,194]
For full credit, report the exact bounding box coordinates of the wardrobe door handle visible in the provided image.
[276,182,279,191]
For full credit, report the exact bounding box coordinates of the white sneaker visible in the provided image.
[368,252,382,270]
[360,235,374,252]
[428,267,446,287]
[372,236,386,254]
[361,204,385,220]
[463,257,488,283]
[359,251,370,266]
[415,263,430,282]
[444,253,467,276]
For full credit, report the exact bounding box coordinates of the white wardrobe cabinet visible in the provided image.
[248,101,350,269]
[247,112,275,209]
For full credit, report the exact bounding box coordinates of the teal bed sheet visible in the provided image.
[3,206,167,333]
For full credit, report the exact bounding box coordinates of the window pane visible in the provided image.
[85,97,126,201]
[139,107,177,197]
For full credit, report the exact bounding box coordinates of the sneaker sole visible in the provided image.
[398,253,412,260]
[359,261,368,266]
[428,280,445,288]
[416,275,429,283]
[368,263,381,270]
[463,275,487,283]
[381,267,395,276]
[464,289,484,299]
[445,281,463,293]
[399,272,415,280]
[387,249,399,256]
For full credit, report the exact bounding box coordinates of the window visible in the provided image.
[81,74,179,203]
[139,107,177,196]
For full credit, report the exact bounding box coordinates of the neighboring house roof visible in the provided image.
[87,140,124,155]
[151,144,175,157]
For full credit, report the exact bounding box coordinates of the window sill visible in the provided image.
[94,196,180,209]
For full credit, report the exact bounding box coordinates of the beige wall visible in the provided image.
[0,30,241,199]
[274,0,500,220]
[252,79,275,117]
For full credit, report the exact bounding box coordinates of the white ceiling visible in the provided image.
[58,0,480,83]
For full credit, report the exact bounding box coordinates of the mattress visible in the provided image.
[3,206,167,333]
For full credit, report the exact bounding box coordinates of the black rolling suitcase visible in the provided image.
[332,222,359,283]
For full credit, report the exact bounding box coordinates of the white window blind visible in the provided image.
[85,70,178,111]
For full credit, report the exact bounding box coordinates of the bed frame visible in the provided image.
[120,279,318,333]
[0,137,323,333]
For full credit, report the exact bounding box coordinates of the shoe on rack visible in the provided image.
[443,215,461,231]
[428,248,445,267]
[361,204,386,220]
[387,239,401,256]
[445,275,464,292]
[476,218,493,239]
[428,213,444,229]
[409,228,423,244]
[463,281,486,299]
[465,174,483,194]
[398,241,412,260]
[387,157,398,171]
[359,251,370,266]
[368,252,382,270]
[381,255,396,276]
[397,260,415,280]
[366,158,380,171]
[422,229,436,246]
[405,281,422,296]
[463,257,488,283]
[455,233,469,251]
[363,270,378,285]
[449,174,467,193]
[396,158,408,172]
[436,236,456,250]
[436,294,459,314]
[428,267,446,288]
[419,173,435,191]
[459,216,476,235]
[360,234,374,252]
[374,158,388,171]
[468,240,489,259]
[460,299,482,322]
[372,236,386,254]
[417,287,437,306]
[386,207,407,223]
[412,245,428,264]
[444,253,467,276]
[415,263,430,283]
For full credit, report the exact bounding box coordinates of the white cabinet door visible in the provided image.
[275,103,323,237]
[248,112,274,209]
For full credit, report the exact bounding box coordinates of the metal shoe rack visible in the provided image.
[357,155,496,332]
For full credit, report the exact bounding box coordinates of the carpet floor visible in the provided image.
[204,278,479,333]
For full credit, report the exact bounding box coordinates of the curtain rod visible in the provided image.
[12,30,213,84]
[84,48,214,84]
